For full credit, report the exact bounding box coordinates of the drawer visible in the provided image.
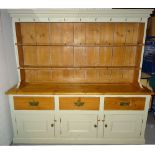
[59,97,100,110]
[14,97,54,110]
[104,97,145,110]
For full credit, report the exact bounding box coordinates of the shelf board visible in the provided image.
[15,43,144,47]
[6,83,153,95]
[18,66,141,70]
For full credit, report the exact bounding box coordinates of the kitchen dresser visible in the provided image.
[6,9,154,144]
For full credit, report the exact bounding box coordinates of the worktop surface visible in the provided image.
[6,83,153,95]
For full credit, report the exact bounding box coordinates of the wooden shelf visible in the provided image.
[16,43,144,47]
[6,83,153,95]
[18,66,141,70]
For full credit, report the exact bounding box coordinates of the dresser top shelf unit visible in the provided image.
[6,9,153,95]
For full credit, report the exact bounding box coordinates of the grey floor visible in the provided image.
[145,111,155,144]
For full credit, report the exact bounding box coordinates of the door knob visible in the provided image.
[94,124,98,128]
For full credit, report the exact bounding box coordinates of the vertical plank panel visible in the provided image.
[23,46,37,66]
[63,47,74,66]
[126,23,139,44]
[74,47,86,66]
[50,23,73,43]
[86,47,99,66]
[112,47,126,66]
[20,23,36,44]
[74,69,86,80]
[25,70,38,82]
[99,47,113,66]
[62,23,74,43]
[51,46,63,66]
[137,23,145,44]
[86,69,98,82]
[111,70,123,83]
[100,23,114,44]
[125,47,137,66]
[99,70,111,83]
[74,23,86,44]
[122,70,134,83]
[37,46,51,66]
[37,70,52,82]
[50,23,63,43]
[114,23,126,44]
[86,23,100,44]
[36,23,50,44]
[62,69,74,82]
[52,70,63,81]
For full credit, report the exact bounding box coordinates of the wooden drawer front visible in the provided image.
[14,97,54,110]
[59,97,100,110]
[104,97,145,110]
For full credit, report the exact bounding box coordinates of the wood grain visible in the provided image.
[14,97,54,110]
[59,97,100,110]
[15,22,145,85]
[104,97,145,110]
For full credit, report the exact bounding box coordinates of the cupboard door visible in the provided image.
[104,114,143,138]
[15,112,55,138]
[60,114,98,138]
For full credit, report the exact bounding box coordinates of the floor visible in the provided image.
[145,111,155,144]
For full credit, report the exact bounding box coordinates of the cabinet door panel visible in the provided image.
[15,112,54,138]
[60,114,98,138]
[104,114,143,138]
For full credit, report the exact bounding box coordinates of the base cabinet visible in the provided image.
[104,114,143,138]
[11,95,149,144]
[60,114,98,138]
[15,112,55,138]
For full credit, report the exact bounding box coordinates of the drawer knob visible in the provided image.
[94,124,98,128]
[120,101,130,106]
[74,99,85,107]
[105,124,108,128]
[29,100,39,106]
[51,124,54,127]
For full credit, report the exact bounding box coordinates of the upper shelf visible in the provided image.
[16,43,144,47]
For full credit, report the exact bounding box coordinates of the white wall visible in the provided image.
[0,10,18,145]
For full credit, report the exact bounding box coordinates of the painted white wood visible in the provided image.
[60,113,98,138]
[103,114,143,138]
[14,111,55,138]
[13,137,145,145]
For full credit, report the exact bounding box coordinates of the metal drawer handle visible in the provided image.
[120,101,130,106]
[74,99,85,107]
[29,100,39,106]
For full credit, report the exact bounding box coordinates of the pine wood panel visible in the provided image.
[15,22,145,85]
[74,23,86,44]
[37,46,51,66]
[86,23,100,44]
[99,47,113,66]
[24,68,135,84]
[35,23,50,44]
[14,97,54,110]
[23,46,37,66]
[114,23,126,44]
[86,47,99,66]
[74,47,86,66]
[104,97,145,110]
[59,97,100,110]
[50,23,73,43]
[100,23,114,44]
[20,23,36,44]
